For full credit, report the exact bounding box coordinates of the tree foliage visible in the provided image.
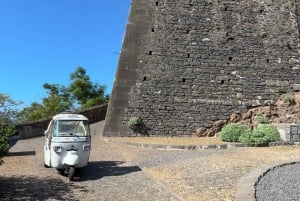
[69,67,109,109]
[17,67,109,122]
[0,94,18,165]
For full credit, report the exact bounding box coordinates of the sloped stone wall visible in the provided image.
[104,0,300,136]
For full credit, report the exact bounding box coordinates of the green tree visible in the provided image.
[69,67,109,109]
[16,102,45,122]
[0,94,18,165]
[18,66,109,122]
[17,84,73,122]
[42,83,73,115]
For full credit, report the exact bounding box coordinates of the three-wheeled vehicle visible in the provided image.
[44,113,91,181]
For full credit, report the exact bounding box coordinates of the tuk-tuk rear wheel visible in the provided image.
[68,167,75,181]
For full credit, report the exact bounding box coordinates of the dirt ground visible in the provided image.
[109,137,300,201]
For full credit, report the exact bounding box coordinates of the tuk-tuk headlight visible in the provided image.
[53,146,63,153]
[83,144,90,151]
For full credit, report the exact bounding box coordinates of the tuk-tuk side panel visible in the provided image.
[44,120,54,167]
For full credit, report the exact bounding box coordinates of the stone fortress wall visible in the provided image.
[104,0,300,136]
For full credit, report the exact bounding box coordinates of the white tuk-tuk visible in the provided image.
[44,113,91,181]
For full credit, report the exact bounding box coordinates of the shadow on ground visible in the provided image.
[0,175,87,201]
[6,151,36,157]
[8,137,19,150]
[74,161,141,181]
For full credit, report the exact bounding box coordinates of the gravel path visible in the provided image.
[255,162,300,201]
[0,121,183,201]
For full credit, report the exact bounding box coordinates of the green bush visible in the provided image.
[0,124,15,165]
[127,116,141,131]
[220,123,249,142]
[256,113,269,124]
[280,93,295,103]
[256,124,280,142]
[239,124,280,146]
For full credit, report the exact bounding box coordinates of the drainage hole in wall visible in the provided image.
[227,37,234,41]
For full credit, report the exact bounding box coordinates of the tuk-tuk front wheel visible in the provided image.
[44,163,50,168]
[68,167,75,181]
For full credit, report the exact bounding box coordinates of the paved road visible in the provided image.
[4,121,300,201]
[0,120,237,201]
[0,121,184,201]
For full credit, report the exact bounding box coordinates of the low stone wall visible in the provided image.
[15,104,108,139]
[272,123,300,143]
[286,125,300,143]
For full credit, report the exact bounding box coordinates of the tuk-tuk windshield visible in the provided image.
[53,120,90,137]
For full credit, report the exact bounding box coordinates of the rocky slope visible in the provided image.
[195,92,300,137]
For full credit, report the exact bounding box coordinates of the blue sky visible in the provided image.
[0,0,131,108]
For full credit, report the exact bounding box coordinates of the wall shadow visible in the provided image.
[0,175,87,201]
[73,161,141,181]
[6,151,36,157]
[8,137,19,150]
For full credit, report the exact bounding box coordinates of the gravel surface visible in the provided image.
[255,162,300,201]
[131,149,232,168]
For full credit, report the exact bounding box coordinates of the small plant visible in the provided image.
[127,116,141,131]
[220,123,249,142]
[256,113,269,124]
[280,93,295,103]
[239,124,280,146]
[263,100,275,106]
[277,87,286,94]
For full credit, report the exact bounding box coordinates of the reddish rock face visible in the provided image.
[195,92,300,137]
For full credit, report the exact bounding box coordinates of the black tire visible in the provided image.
[68,167,75,181]
[44,163,50,168]
[56,168,65,175]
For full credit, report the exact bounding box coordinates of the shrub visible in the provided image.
[220,123,249,142]
[256,124,280,142]
[239,124,280,146]
[127,116,141,131]
[280,93,295,103]
[256,113,269,124]
[0,124,15,165]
